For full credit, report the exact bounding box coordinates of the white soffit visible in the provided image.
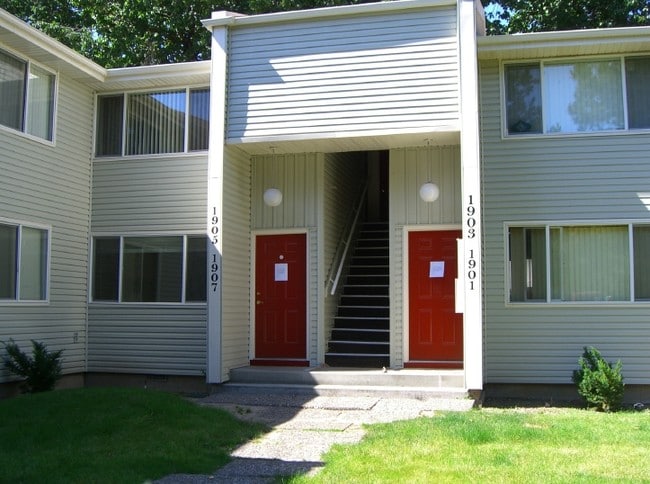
[93,61,212,92]
[226,129,461,155]
[478,26,650,61]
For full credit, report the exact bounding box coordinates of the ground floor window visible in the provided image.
[508,223,650,303]
[92,235,207,303]
[0,222,49,301]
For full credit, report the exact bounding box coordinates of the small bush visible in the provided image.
[1,339,63,393]
[572,346,624,412]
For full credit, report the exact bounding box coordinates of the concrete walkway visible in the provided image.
[155,385,476,483]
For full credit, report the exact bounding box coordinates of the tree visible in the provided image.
[0,0,381,68]
[483,0,650,35]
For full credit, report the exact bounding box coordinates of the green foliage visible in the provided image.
[572,346,625,412]
[1,0,384,68]
[483,0,650,35]
[1,339,63,393]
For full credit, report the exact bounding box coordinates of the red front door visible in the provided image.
[254,233,307,364]
[407,230,463,368]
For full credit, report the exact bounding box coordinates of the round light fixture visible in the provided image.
[419,182,440,203]
[263,188,283,207]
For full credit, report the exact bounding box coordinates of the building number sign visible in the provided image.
[466,195,478,291]
[210,206,219,292]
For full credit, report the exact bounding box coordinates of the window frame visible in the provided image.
[501,54,650,139]
[94,86,210,159]
[89,233,207,304]
[0,45,57,143]
[0,219,51,304]
[505,220,650,306]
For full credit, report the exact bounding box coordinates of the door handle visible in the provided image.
[256,300,263,305]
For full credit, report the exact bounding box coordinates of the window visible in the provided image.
[91,235,206,303]
[508,224,650,303]
[0,49,55,141]
[505,56,650,136]
[0,222,49,301]
[95,88,210,156]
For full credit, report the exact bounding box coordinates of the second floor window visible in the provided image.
[95,88,210,157]
[505,56,650,136]
[0,49,55,141]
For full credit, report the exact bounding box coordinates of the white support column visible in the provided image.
[205,14,230,384]
[458,0,484,391]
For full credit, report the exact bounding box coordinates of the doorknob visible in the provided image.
[256,300,263,305]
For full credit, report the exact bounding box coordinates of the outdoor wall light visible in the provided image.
[419,182,440,203]
[263,188,283,207]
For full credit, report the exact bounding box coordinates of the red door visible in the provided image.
[407,230,463,368]
[253,233,307,365]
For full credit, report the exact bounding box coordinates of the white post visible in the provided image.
[458,0,484,391]
[205,14,230,384]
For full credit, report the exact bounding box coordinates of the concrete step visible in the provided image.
[228,366,466,393]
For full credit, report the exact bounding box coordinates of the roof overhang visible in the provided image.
[202,0,458,30]
[91,61,211,92]
[478,26,650,61]
[0,8,105,82]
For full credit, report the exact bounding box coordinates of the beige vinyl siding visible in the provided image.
[227,6,459,142]
[251,153,320,230]
[88,154,208,375]
[91,155,207,232]
[480,59,650,384]
[0,76,94,381]
[321,152,367,356]
[389,146,461,365]
[86,306,206,374]
[221,146,252,380]
[251,153,320,363]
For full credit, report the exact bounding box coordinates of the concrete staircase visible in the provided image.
[325,222,390,368]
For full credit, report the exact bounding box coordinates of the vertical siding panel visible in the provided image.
[0,75,93,381]
[389,146,461,365]
[252,153,319,230]
[480,59,650,384]
[228,6,459,140]
[221,147,252,379]
[251,153,320,362]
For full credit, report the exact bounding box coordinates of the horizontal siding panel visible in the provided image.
[228,6,459,141]
[480,58,650,385]
[87,305,206,376]
[0,74,93,381]
[92,155,207,232]
[230,11,456,54]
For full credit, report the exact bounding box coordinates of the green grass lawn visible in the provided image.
[286,408,650,483]
[0,387,265,483]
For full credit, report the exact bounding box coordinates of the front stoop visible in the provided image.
[225,366,469,399]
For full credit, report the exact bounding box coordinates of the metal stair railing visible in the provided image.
[327,182,368,296]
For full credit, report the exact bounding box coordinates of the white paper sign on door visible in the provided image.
[429,261,445,278]
[275,263,288,281]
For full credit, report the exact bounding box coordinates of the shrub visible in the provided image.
[572,346,624,412]
[1,339,63,393]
